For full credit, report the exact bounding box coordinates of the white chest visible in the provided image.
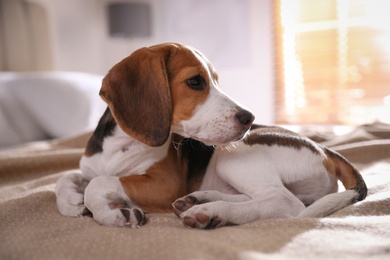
[80,126,170,180]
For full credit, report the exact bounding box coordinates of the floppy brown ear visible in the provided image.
[99,46,173,147]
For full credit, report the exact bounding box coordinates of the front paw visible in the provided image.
[55,171,90,217]
[180,207,223,229]
[173,192,226,229]
[119,207,145,228]
[56,189,89,217]
[106,203,145,228]
[172,195,199,216]
[173,197,223,229]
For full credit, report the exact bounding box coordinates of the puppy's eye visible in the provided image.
[185,75,206,91]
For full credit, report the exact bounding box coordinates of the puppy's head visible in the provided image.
[100,43,254,147]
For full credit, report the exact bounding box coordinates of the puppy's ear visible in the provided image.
[100,45,174,147]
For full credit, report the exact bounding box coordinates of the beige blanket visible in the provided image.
[1,123,390,259]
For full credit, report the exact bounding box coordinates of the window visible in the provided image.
[275,0,390,125]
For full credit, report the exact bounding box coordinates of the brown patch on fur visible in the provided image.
[323,148,367,201]
[170,66,211,124]
[118,134,214,213]
[99,46,172,147]
[168,49,214,124]
[119,138,188,213]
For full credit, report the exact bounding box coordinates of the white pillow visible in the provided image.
[0,72,106,148]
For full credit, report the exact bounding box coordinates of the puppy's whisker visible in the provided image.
[219,142,239,152]
[172,140,182,151]
[172,138,188,156]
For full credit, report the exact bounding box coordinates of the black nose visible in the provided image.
[236,110,255,127]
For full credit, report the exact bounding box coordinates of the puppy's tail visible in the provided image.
[298,147,367,218]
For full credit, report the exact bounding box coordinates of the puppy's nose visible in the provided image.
[236,110,255,128]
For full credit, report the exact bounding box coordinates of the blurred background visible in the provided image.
[1,0,390,147]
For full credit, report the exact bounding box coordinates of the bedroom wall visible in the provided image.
[27,0,274,124]
[0,0,53,71]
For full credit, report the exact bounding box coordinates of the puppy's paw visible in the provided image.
[180,207,223,229]
[103,203,145,228]
[120,207,145,228]
[55,171,90,217]
[56,190,89,217]
[172,195,199,216]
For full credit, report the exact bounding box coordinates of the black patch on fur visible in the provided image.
[85,107,117,156]
[244,124,321,154]
[180,138,215,190]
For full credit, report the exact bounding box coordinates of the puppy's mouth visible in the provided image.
[196,129,251,146]
[171,118,253,146]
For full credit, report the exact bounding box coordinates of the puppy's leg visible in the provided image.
[177,186,305,229]
[172,190,250,216]
[84,175,145,228]
[55,171,91,217]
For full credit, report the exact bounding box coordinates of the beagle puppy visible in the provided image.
[55,42,254,227]
[56,42,367,229]
[172,125,367,229]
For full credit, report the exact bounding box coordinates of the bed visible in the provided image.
[1,72,390,259]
